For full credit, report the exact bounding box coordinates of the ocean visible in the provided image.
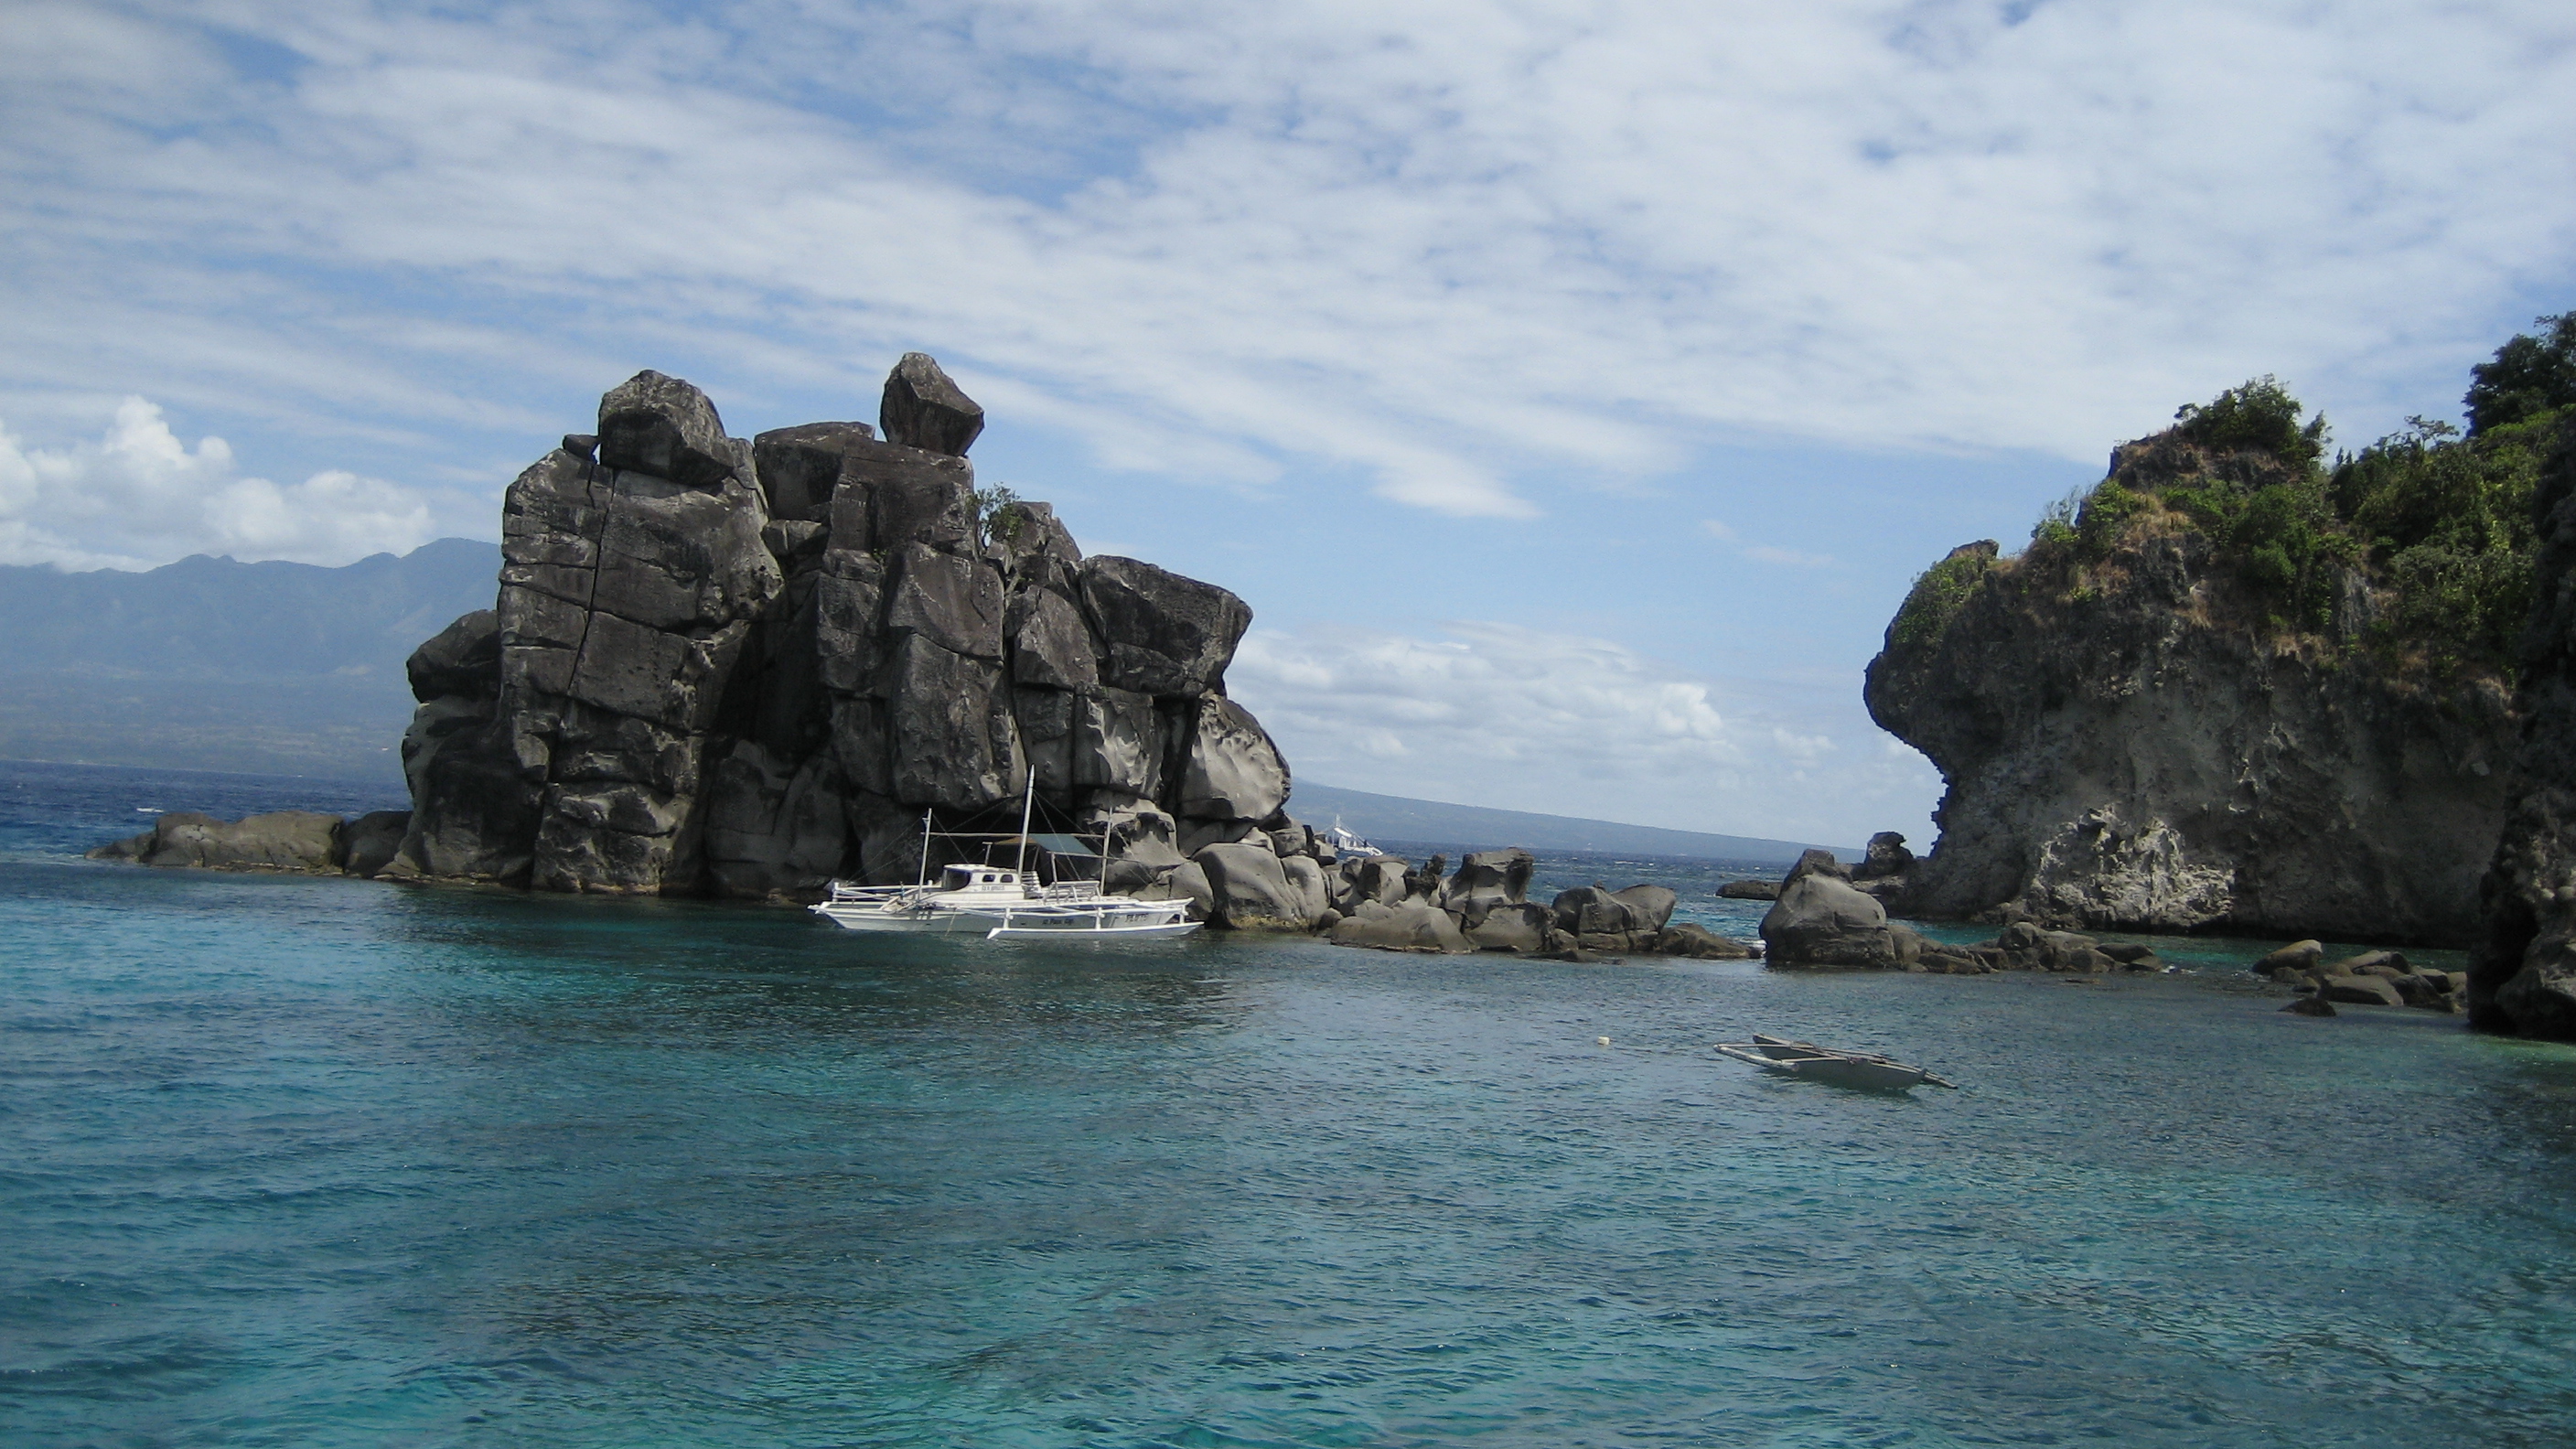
[5,758,2573,1447]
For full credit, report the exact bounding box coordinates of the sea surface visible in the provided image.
[5,758,2575,1447]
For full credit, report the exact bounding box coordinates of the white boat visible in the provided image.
[1714,1034,1959,1091]
[1325,817,1383,857]
[810,865,1118,933]
[810,777,1201,939]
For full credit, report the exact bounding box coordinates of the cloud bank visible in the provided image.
[1229,620,1942,844]
[0,400,438,570]
[2,0,2571,540]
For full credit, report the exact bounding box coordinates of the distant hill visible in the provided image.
[0,538,501,780]
[1286,781,1852,864]
[0,541,1842,857]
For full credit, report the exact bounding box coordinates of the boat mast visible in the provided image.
[916,809,932,889]
[1015,767,1037,882]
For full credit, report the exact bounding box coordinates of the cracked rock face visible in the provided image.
[1866,520,2517,946]
[2472,419,2576,1036]
[387,358,1295,902]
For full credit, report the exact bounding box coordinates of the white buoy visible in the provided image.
[1596,1036,1612,1046]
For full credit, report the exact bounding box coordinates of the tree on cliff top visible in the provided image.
[2465,313,2576,435]
[1996,314,2573,669]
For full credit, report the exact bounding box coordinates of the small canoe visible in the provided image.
[1717,1034,1958,1090]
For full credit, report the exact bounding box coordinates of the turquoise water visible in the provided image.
[5,762,2576,1446]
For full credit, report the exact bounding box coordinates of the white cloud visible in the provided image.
[1229,619,1941,843]
[0,398,439,569]
[1,0,2570,521]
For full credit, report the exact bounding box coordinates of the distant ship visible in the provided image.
[1325,818,1384,857]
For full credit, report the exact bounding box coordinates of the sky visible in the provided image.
[3,0,2572,848]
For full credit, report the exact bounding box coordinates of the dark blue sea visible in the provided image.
[5,758,2575,1447]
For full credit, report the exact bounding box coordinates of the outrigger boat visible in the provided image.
[809,773,1202,941]
[1715,1033,1959,1091]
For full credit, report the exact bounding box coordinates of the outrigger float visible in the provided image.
[1715,1034,1959,1091]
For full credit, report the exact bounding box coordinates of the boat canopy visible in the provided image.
[993,832,1103,859]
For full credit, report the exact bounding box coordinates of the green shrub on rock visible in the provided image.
[1891,544,1996,650]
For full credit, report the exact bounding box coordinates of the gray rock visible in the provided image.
[878,352,985,456]
[1444,848,1536,924]
[1853,831,1915,881]
[1280,855,1332,924]
[1717,878,1779,901]
[884,635,1020,810]
[1071,688,1165,798]
[1339,856,1411,909]
[1758,864,1901,969]
[1657,922,1755,959]
[885,545,1005,660]
[702,745,850,899]
[597,370,737,488]
[841,438,974,553]
[407,610,499,702]
[1330,898,1474,953]
[1465,901,1552,952]
[341,810,411,878]
[1009,588,1099,691]
[1079,557,1252,697]
[752,421,874,522]
[2315,973,2406,1008]
[1869,503,2516,944]
[1613,884,1679,932]
[94,810,347,874]
[2255,939,2326,975]
[2283,994,2338,1016]
[1175,697,1291,821]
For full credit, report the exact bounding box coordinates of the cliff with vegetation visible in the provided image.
[1867,319,2574,946]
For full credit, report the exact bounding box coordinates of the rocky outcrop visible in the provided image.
[89,808,414,878]
[1866,428,2517,946]
[1318,845,1760,960]
[2471,418,2576,1036]
[379,357,1303,905]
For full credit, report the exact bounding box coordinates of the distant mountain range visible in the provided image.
[0,540,1847,860]
[0,538,501,780]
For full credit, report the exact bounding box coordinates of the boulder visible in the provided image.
[1329,898,1474,953]
[2327,950,2410,978]
[407,610,500,702]
[752,421,874,522]
[1175,696,1291,821]
[1339,856,1411,909]
[2283,994,2338,1016]
[91,810,347,874]
[2315,973,2406,1008]
[1656,922,1755,960]
[843,438,975,553]
[1465,901,1552,952]
[1079,557,1252,697]
[596,370,736,488]
[885,545,1005,660]
[1280,855,1332,923]
[1758,865,1900,969]
[878,352,984,456]
[1009,588,1099,691]
[1197,842,1313,930]
[1444,847,1536,925]
[1853,831,1915,881]
[2254,939,2325,975]
[1717,878,1779,901]
[884,636,1020,810]
[1613,885,1679,933]
[341,810,411,878]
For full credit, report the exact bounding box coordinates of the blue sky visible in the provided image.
[4,0,2572,846]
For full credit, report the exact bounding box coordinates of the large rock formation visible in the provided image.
[382,358,1298,904]
[2471,418,2576,1036]
[1866,435,2518,947]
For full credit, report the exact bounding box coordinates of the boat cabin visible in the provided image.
[934,864,1025,894]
